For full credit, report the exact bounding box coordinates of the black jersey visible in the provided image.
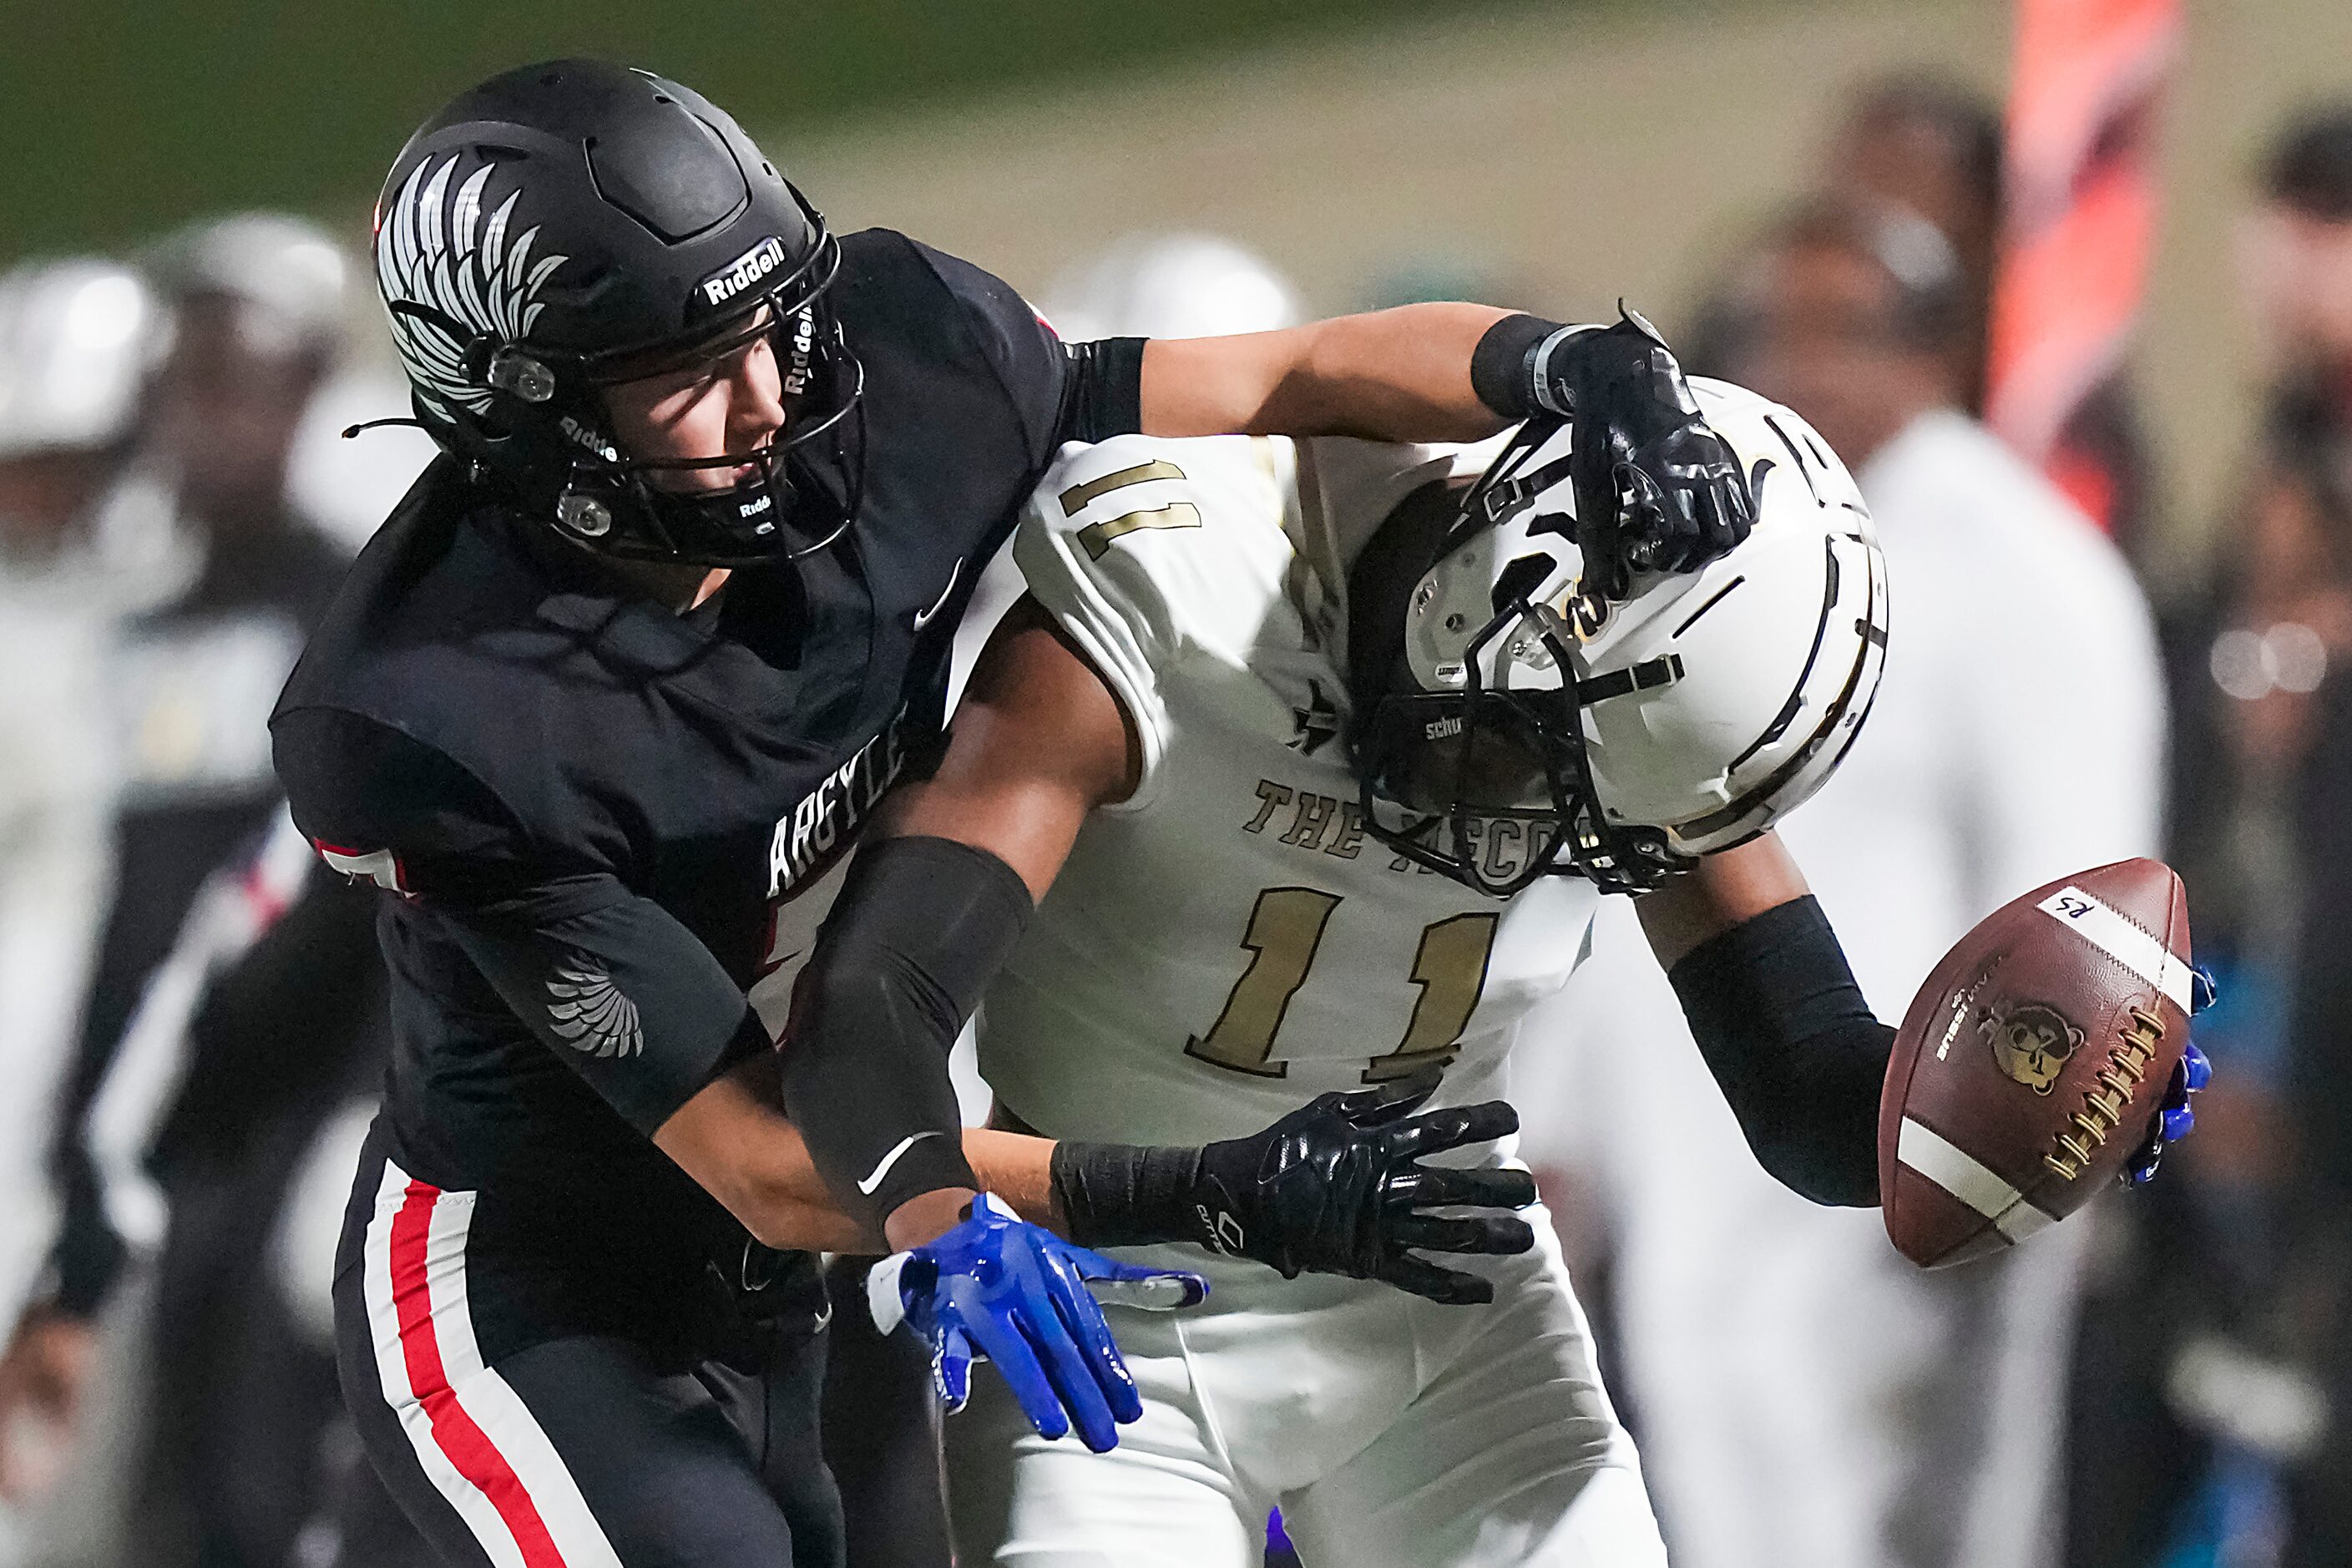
[271,231,1125,1342]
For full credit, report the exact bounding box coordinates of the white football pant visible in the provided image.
[944,1204,1666,1567]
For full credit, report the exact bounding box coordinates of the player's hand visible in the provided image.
[2123,967,2216,1186]
[1190,1080,1536,1306]
[867,1193,1206,1453]
[1552,306,1753,600]
[0,1306,96,1501]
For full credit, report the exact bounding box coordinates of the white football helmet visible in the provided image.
[1039,233,1302,341]
[0,259,156,462]
[145,211,351,361]
[1352,377,1889,894]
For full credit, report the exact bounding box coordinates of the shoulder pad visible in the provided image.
[1013,436,1295,811]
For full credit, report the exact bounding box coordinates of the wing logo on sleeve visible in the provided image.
[546,958,645,1060]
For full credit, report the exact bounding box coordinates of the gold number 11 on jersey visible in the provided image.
[1186,887,1500,1082]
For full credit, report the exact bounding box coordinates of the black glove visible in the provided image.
[1546,307,1753,600]
[1050,1080,1537,1305]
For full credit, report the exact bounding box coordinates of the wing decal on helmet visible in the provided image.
[377,153,569,420]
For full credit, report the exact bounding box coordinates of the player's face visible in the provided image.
[600,311,789,493]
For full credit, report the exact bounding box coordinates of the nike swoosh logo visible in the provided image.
[856,1130,943,1196]
[911,560,963,632]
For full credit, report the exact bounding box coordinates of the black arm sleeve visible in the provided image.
[438,883,769,1136]
[1665,895,1892,1207]
[776,835,1032,1227]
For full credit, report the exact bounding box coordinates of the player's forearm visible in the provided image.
[963,1127,1066,1228]
[1659,894,1890,1207]
[659,1069,1065,1251]
[1139,304,1516,443]
[1634,832,1812,966]
[774,837,1036,1239]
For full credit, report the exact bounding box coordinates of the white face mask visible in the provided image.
[2237,208,2352,367]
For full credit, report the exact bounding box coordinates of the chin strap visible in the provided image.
[341,417,429,439]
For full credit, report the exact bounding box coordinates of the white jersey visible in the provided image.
[978,433,1601,1148]
[954,434,1658,1568]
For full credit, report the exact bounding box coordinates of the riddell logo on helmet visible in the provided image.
[700,236,789,307]
[558,415,619,463]
[783,307,816,397]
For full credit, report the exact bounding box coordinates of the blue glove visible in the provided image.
[2122,965,2217,1186]
[867,1194,1206,1453]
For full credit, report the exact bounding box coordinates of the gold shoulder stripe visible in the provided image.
[1079,503,1201,561]
[1060,458,1185,516]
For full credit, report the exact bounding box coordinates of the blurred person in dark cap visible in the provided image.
[3,214,419,1568]
[1516,191,2162,1568]
[1824,72,2157,548]
[1821,73,2005,414]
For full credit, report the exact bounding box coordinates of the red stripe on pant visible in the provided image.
[388,1179,570,1568]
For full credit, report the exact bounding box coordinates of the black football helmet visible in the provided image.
[373,60,863,564]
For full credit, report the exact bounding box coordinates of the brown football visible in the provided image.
[1878,858,2193,1268]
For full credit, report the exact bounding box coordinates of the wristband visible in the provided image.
[866,1194,1028,1334]
[1048,1139,1210,1250]
[1469,313,1561,419]
[1060,336,1148,442]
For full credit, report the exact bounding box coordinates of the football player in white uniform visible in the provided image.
[846,364,1925,1565]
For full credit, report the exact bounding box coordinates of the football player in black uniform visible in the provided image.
[272,59,1760,1568]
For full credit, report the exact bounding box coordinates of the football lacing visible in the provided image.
[2043,1006,2164,1181]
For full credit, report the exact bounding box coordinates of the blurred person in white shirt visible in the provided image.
[0,257,165,1540]
[1513,194,2164,1568]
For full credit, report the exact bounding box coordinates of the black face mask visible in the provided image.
[548,223,868,566]
[1343,427,1692,898]
[557,298,867,565]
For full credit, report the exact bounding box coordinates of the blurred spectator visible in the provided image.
[2075,402,2348,1568]
[1824,70,2159,549]
[2085,117,2352,1562]
[0,259,162,1543]
[48,211,355,1338]
[2238,106,2352,443]
[1822,73,2004,413]
[1518,192,2162,1568]
[0,214,408,1568]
